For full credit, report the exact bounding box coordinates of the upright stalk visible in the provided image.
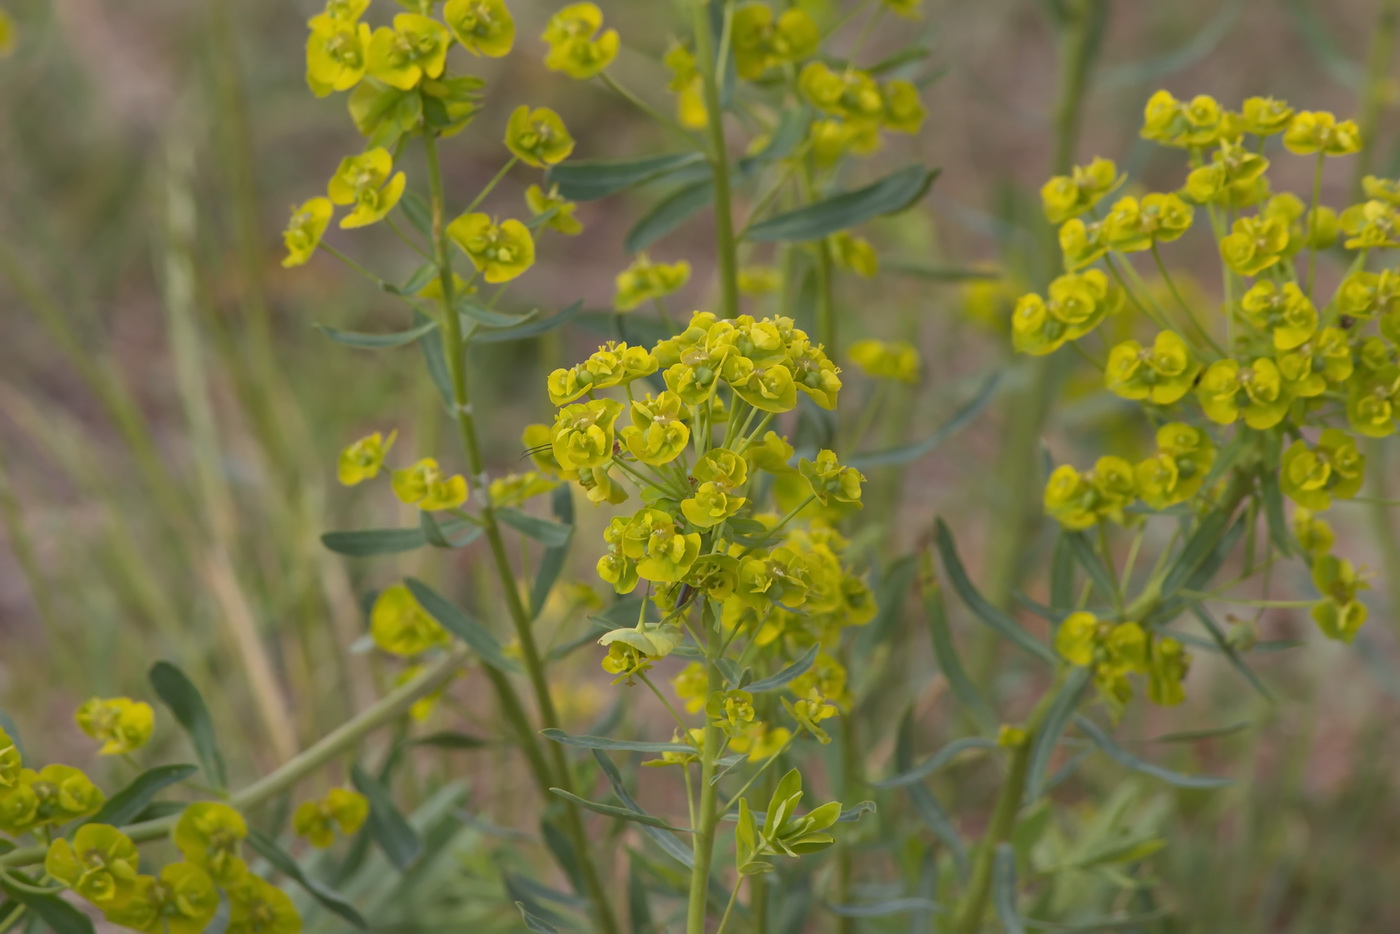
[422,132,619,934]
[949,731,1034,934]
[687,603,726,934]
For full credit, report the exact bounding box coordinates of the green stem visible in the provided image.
[0,647,468,869]
[950,734,1033,934]
[1151,244,1225,356]
[423,132,619,934]
[694,0,742,323]
[687,603,726,934]
[464,156,519,214]
[715,877,744,934]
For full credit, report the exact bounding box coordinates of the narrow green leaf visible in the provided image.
[531,486,575,619]
[419,511,482,550]
[1049,533,1075,612]
[628,860,653,933]
[517,901,559,934]
[625,179,715,253]
[547,152,708,201]
[399,263,437,295]
[827,898,942,918]
[415,308,454,407]
[920,550,999,732]
[1065,532,1118,605]
[1100,0,1244,87]
[498,506,573,547]
[472,299,585,344]
[895,710,966,875]
[934,520,1055,663]
[540,819,587,896]
[993,844,1025,934]
[1073,715,1232,788]
[1190,606,1274,702]
[321,527,427,557]
[0,879,94,934]
[848,372,998,469]
[1160,510,1239,599]
[746,645,819,693]
[90,764,197,828]
[148,662,227,789]
[1258,463,1292,558]
[404,577,519,674]
[350,763,422,871]
[1025,667,1090,802]
[315,319,439,349]
[548,788,692,832]
[246,829,367,929]
[592,751,696,869]
[835,801,876,823]
[745,166,940,242]
[1130,721,1251,745]
[405,730,494,750]
[540,729,693,753]
[873,737,998,790]
[459,302,537,328]
[400,190,432,237]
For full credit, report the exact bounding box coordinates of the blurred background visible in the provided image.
[3,0,1400,930]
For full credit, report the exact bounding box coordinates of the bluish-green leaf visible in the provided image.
[1189,605,1273,702]
[247,828,367,929]
[1065,532,1118,605]
[498,506,573,547]
[993,844,1025,934]
[472,299,585,343]
[406,730,494,750]
[874,737,997,789]
[0,878,94,934]
[351,763,422,871]
[531,485,575,619]
[90,764,197,828]
[934,520,1055,663]
[745,166,940,242]
[419,511,482,550]
[415,308,454,406]
[920,554,999,733]
[404,577,519,674]
[549,788,692,832]
[400,190,432,237]
[399,263,437,295]
[746,645,819,693]
[322,527,427,557]
[1074,715,1232,788]
[149,662,227,789]
[547,152,708,201]
[540,729,693,753]
[882,259,1000,281]
[851,372,1000,470]
[625,180,714,253]
[459,302,537,328]
[316,319,439,349]
[827,898,942,918]
[1025,667,1090,802]
[592,751,696,869]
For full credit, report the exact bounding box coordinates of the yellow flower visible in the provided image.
[1040,157,1122,224]
[739,265,781,294]
[1101,192,1193,252]
[848,339,919,383]
[614,255,691,311]
[46,824,141,908]
[1240,96,1294,135]
[311,0,368,24]
[1283,111,1361,156]
[293,788,369,848]
[172,802,249,885]
[226,876,303,934]
[829,232,879,277]
[0,728,19,793]
[541,2,618,79]
[505,105,575,168]
[75,697,155,756]
[489,471,559,508]
[622,508,702,582]
[338,429,396,486]
[0,8,15,57]
[1104,330,1200,405]
[798,450,864,508]
[305,17,372,97]
[732,4,819,80]
[526,183,582,235]
[371,584,451,656]
[443,0,515,57]
[326,148,407,229]
[366,13,451,90]
[447,213,536,282]
[105,864,219,934]
[1220,213,1290,276]
[1197,358,1291,429]
[664,42,707,128]
[392,457,469,510]
[0,765,105,835]
[281,197,333,268]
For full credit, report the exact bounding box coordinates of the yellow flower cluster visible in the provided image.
[1017,91,1398,648]
[1055,612,1189,707]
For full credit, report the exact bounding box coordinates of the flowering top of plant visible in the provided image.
[1017,90,1394,673]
